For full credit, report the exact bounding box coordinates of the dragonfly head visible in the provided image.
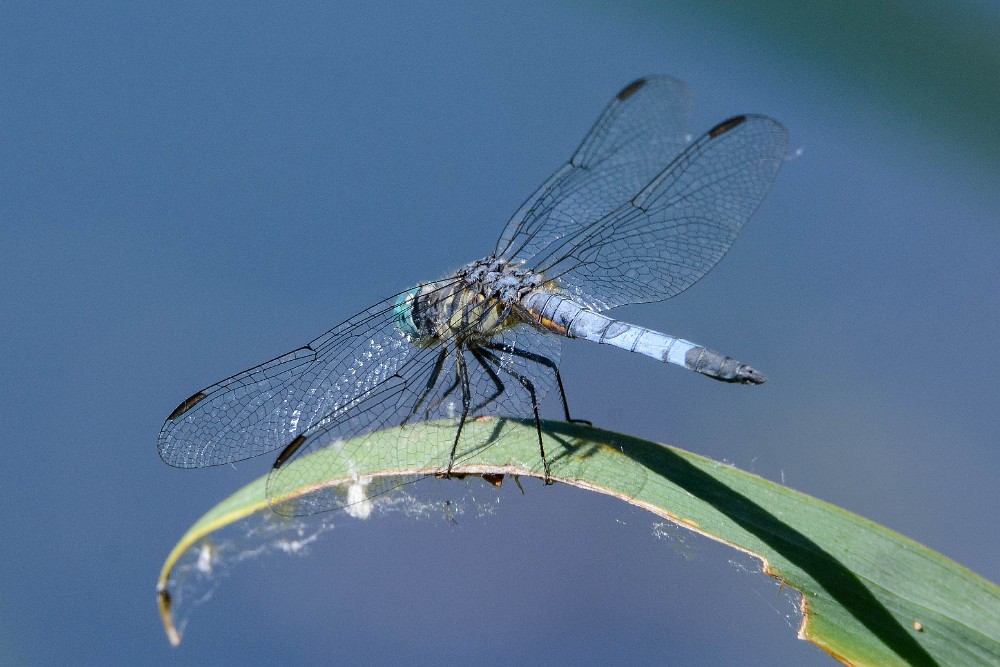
[393,287,420,337]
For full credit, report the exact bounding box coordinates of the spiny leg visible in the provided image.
[425,349,463,417]
[482,342,589,425]
[479,348,552,484]
[403,347,448,425]
[445,348,474,476]
[469,347,506,414]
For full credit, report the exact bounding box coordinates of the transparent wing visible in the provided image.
[495,77,695,267]
[159,283,562,516]
[157,286,449,468]
[267,325,560,516]
[496,77,787,312]
[538,115,788,310]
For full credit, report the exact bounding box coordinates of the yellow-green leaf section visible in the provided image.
[157,419,1000,665]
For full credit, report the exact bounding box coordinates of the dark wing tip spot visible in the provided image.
[708,115,747,138]
[616,78,648,101]
[166,392,208,420]
[273,434,308,469]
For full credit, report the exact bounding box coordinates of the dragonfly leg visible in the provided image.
[403,347,448,425]
[469,347,506,414]
[479,348,552,484]
[483,342,590,425]
[445,349,474,476]
[425,350,463,418]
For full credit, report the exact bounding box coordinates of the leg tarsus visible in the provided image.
[445,349,473,477]
[480,347,551,483]
[483,342,587,424]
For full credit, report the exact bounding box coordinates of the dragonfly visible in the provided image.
[159,76,787,515]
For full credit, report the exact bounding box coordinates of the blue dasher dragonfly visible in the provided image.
[159,77,787,515]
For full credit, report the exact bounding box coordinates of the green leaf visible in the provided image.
[157,419,1000,665]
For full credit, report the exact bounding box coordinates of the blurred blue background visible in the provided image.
[1,1,998,664]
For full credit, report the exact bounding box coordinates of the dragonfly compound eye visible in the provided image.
[393,287,421,337]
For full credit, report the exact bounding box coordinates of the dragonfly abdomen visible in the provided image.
[521,291,765,384]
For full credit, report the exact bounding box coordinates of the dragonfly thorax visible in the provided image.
[394,256,546,346]
[457,256,545,301]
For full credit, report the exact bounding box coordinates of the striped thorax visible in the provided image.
[394,257,547,346]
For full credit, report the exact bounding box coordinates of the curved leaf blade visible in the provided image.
[157,419,1000,665]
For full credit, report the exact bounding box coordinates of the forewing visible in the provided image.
[267,323,562,516]
[537,115,788,310]
[157,284,454,468]
[494,77,694,264]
